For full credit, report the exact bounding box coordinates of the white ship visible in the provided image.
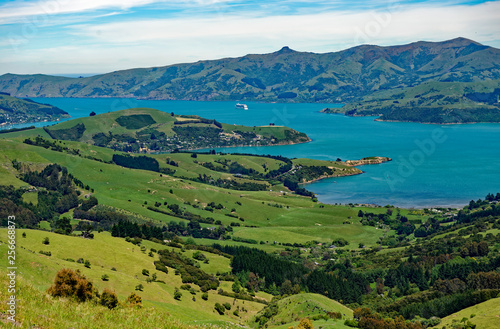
[235,103,248,110]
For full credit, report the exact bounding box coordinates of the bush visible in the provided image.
[223,302,231,310]
[202,293,208,300]
[47,268,95,302]
[84,260,91,268]
[126,293,142,307]
[100,288,119,309]
[174,289,182,300]
[101,274,109,281]
[135,284,144,291]
[214,302,225,315]
[344,319,359,327]
[39,250,51,256]
[42,237,50,245]
[142,269,149,276]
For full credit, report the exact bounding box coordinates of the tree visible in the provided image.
[280,279,294,295]
[135,284,144,291]
[89,111,96,116]
[43,237,50,245]
[477,241,489,256]
[101,274,109,281]
[232,281,241,294]
[54,217,72,235]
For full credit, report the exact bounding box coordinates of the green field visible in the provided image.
[0,137,391,247]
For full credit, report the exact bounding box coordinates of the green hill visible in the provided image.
[1,38,499,123]
[433,297,500,329]
[42,108,310,151]
[254,293,354,328]
[0,229,262,328]
[322,80,500,124]
[0,93,69,126]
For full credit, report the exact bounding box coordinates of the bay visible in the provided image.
[9,97,500,208]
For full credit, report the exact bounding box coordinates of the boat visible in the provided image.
[235,103,248,110]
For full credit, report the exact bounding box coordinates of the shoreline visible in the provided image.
[299,156,391,185]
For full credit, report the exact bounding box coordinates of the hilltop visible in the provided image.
[1,38,499,123]
[41,107,310,152]
[0,93,69,126]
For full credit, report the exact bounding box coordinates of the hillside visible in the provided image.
[1,38,499,123]
[0,229,257,328]
[1,126,500,328]
[434,297,500,329]
[0,93,69,126]
[41,107,310,151]
[321,80,500,124]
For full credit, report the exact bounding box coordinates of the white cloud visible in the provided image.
[72,1,500,49]
[0,1,499,74]
[0,0,237,24]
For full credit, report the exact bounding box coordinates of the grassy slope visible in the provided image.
[0,94,68,117]
[434,297,500,329]
[0,229,266,327]
[325,80,500,123]
[257,293,354,329]
[0,268,217,329]
[45,108,306,144]
[0,138,390,247]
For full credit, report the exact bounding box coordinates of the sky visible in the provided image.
[0,0,499,75]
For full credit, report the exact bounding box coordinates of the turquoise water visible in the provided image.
[7,98,500,208]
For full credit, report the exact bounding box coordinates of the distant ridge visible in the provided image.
[0,38,499,123]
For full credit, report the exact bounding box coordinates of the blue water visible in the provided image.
[5,98,500,208]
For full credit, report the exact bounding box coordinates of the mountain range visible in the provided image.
[1,37,499,123]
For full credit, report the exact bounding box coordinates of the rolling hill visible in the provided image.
[0,93,69,126]
[41,107,310,152]
[1,38,499,123]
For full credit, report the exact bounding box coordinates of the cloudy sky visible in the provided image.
[0,0,499,75]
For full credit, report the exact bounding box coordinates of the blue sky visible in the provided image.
[0,0,499,75]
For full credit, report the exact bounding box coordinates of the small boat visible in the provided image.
[235,103,248,110]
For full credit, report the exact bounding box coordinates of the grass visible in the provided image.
[255,293,354,328]
[435,297,500,329]
[0,267,237,329]
[0,138,393,248]
[0,229,270,327]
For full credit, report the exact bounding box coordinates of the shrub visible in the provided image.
[135,284,144,291]
[39,250,51,256]
[126,293,142,307]
[101,274,109,281]
[344,319,359,327]
[84,260,91,268]
[100,288,119,309]
[174,289,182,300]
[214,302,225,315]
[202,293,208,300]
[42,237,50,245]
[142,269,149,276]
[223,302,231,310]
[47,268,95,302]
